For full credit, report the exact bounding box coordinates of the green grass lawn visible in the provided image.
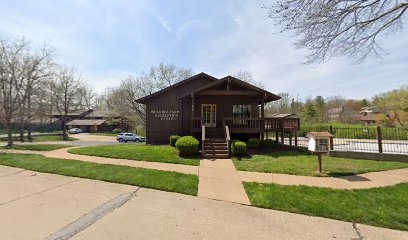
[233,151,408,177]
[0,153,198,195]
[0,135,78,142]
[68,144,200,166]
[0,144,72,151]
[244,182,408,231]
[90,132,118,136]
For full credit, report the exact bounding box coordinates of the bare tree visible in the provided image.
[264,0,408,63]
[265,92,293,115]
[18,43,55,142]
[0,38,30,146]
[140,63,193,91]
[233,70,265,88]
[100,63,194,127]
[50,67,84,140]
[78,84,96,110]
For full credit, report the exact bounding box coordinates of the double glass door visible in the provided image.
[201,104,216,127]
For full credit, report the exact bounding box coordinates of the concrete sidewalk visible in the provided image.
[198,159,250,205]
[1,165,407,240]
[238,168,408,189]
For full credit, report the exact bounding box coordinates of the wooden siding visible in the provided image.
[144,76,214,144]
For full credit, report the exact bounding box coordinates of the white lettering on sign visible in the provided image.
[151,110,179,121]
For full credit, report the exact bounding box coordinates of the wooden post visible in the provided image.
[317,153,322,173]
[294,131,298,146]
[289,132,292,146]
[376,126,383,153]
[280,119,284,144]
[275,131,279,143]
[260,99,265,140]
[329,126,334,151]
[191,94,195,133]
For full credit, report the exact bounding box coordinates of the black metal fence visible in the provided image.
[275,126,408,155]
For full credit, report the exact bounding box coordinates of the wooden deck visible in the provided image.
[191,117,300,134]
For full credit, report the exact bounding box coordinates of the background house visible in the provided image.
[51,109,131,133]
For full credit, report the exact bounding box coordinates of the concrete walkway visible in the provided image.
[198,159,250,205]
[238,168,408,189]
[2,165,407,240]
[3,148,408,191]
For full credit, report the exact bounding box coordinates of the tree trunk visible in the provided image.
[62,118,68,140]
[27,126,32,142]
[7,124,13,147]
[19,119,24,142]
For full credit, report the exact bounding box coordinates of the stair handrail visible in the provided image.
[225,125,231,157]
[201,125,206,157]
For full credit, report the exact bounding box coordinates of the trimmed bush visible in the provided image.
[231,140,247,156]
[261,139,275,148]
[112,128,122,133]
[175,136,199,156]
[247,138,260,149]
[169,135,181,147]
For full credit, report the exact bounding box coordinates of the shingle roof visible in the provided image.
[67,119,106,126]
[307,132,334,137]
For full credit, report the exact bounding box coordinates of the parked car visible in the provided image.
[68,128,83,134]
[116,133,145,142]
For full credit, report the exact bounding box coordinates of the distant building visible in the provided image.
[51,109,131,133]
[353,106,381,125]
[360,106,381,115]
[327,106,357,122]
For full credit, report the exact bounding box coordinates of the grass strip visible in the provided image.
[0,144,72,151]
[68,144,200,166]
[244,182,408,231]
[233,151,407,177]
[0,153,198,196]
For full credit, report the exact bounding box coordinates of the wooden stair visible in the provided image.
[203,138,229,159]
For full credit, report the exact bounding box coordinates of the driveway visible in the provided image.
[0,165,406,240]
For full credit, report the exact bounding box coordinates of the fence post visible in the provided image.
[376,126,383,153]
[329,126,334,151]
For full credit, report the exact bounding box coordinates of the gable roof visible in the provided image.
[179,75,281,103]
[67,119,106,126]
[135,72,218,104]
[271,113,299,119]
[307,132,334,138]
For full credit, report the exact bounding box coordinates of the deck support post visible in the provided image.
[289,132,292,146]
[294,131,298,146]
[191,93,195,133]
[280,119,284,144]
[260,99,265,140]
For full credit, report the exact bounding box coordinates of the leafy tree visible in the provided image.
[303,100,318,122]
[315,96,327,121]
[373,85,408,126]
[264,1,408,63]
[360,99,370,107]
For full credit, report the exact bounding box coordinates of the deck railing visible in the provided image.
[191,117,300,133]
[191,117,202,131]
[223,117,260,130]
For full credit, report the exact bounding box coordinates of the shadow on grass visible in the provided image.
[235,148,309,161]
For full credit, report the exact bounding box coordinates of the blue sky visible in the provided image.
[0,0,407,99]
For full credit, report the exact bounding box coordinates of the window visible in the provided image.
[233,105,252,118]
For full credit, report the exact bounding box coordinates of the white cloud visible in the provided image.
[158,16,172,32]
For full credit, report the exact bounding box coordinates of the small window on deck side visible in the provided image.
[233,105,252,118]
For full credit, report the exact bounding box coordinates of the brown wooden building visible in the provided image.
[136,73,299,158]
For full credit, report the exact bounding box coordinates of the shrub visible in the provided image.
[231,140,247,156]
[175,136,199,156]
[261,139,275,148]
[169,135,181,147]
[247,138,260,149]
[112,128,122,133]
